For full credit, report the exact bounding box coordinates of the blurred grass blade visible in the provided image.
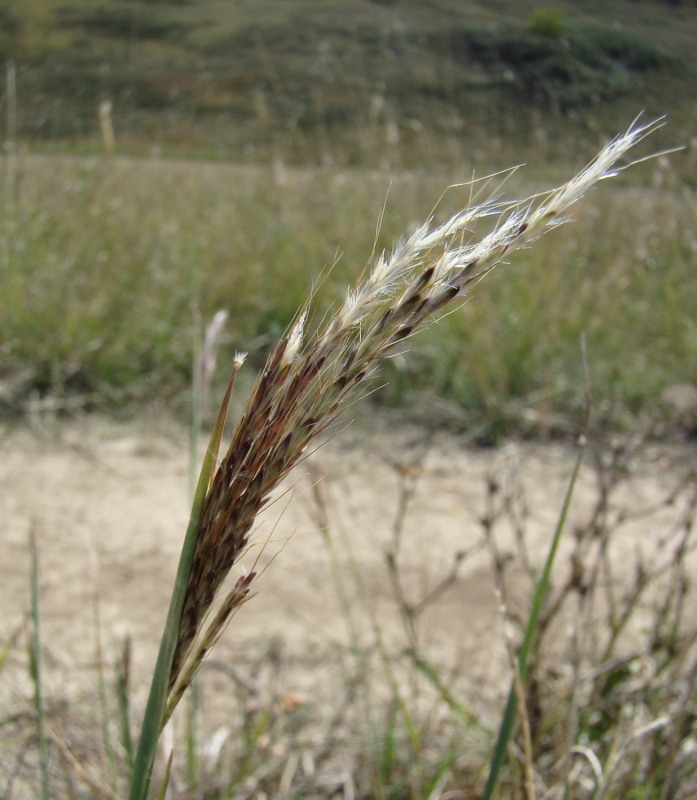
[483,439,586,800]
[0,618,25,674]
[128,358,244,800]
[190,308,229,500]
[156,751,174,800]
[410,648,486,735]
[189,303,203,503]
[117,637,135,778]
[186,680,200,793]
[93,586,118,790]
[29,532,50,800]
[47,724,120,800]
[379,700,398,787]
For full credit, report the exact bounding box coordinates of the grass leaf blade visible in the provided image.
[128,359,244,800]
[29,532,50,800]
[117,637,135,778]
[483,438,586,799]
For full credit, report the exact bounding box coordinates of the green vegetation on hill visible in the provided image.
[1,0,695,164]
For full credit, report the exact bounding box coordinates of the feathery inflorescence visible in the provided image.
[166,118,664,708]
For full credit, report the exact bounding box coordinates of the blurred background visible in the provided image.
[1,0,695,439]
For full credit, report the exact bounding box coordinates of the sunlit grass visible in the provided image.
[2,150,694,435]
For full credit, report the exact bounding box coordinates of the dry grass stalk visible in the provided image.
[167,118,665,706]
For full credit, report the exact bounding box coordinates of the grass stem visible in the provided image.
[482,437,586,799]
[128,360,243,800]
[29,532,50,800]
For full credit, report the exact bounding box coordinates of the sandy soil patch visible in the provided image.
[0,414,694,790]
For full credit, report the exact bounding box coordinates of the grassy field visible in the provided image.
[1,145,695,438]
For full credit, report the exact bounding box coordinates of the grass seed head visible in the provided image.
[167,117,665,700]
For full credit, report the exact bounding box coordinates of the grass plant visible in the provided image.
[119,118,679,798]
[483,438,586,799]
[2,118,695,799]
[28,534,50,800]
[115,640,134,782]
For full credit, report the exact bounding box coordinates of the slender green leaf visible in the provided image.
[483,440,586,800]
[410,648,487,736]
[186,680,200,793]
[128,360,243,800]
[0,618,25,675]
[94,591,118,790]
[117,638,135,777]
[156,751,174,800]
[29,533,50,800]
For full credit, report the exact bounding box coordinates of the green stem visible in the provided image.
[127,500,207,800]
[128,362,241,800]
[482,439,585,800]
[30,533,50,800]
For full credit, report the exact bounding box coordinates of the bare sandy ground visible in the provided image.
[0,413,694,790]
[2,414,693,665]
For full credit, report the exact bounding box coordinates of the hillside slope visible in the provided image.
[1,0,695,163]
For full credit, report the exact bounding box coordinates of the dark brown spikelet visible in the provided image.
[164,571,256,724]
[168,332,332,690]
